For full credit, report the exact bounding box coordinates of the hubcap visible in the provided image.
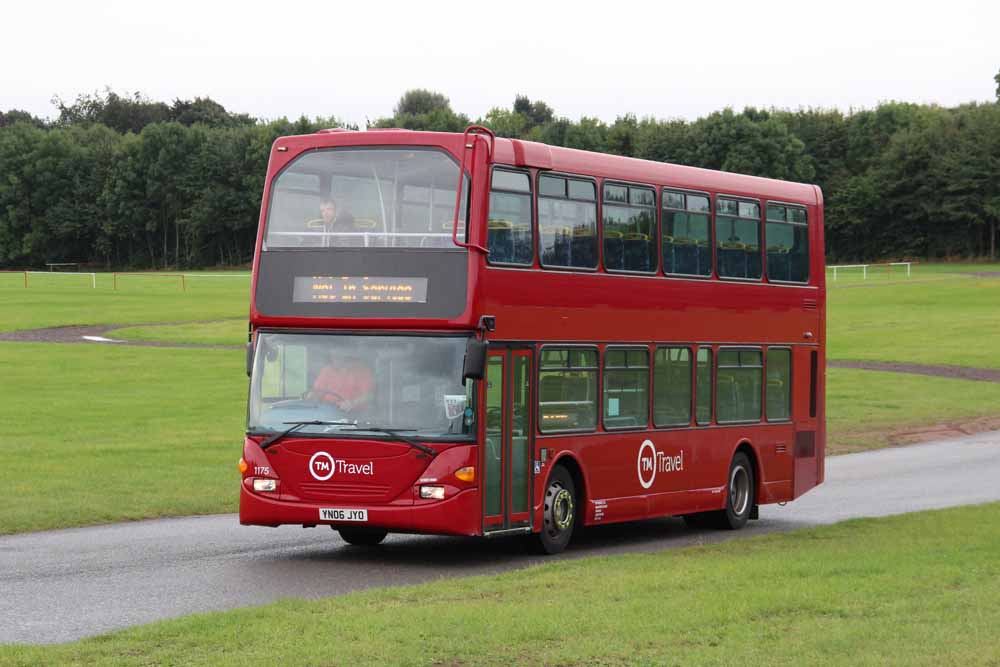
[730,465,750,516]
[545,481,575,536]
[552,488,574,531]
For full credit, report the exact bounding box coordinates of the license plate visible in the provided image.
[319,508,368,522]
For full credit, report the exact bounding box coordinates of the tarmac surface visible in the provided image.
[2,430,998,645]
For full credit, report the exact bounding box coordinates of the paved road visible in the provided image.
[2,431,999,645]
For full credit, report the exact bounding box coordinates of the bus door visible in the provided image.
[482,347,534,534]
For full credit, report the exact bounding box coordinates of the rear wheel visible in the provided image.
[537,466,577,555]
[683,451,755,530]
[718,451,755,529]
[337,527,388,546]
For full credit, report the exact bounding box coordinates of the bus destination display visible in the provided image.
[293,276,429,303]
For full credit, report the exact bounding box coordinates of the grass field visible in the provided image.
[4,503,999,665]
[828,275,1000,368]
[0,343,244,535]
[827,369,1000,452]
[112,319,246,345]
[0,271,249,332]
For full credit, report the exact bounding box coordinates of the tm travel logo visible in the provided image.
[637,439,684,489]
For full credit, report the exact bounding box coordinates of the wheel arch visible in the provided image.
[549,452,587,521]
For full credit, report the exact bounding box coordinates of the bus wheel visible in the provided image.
[538,466,576,554]
[337,527,388,546]
[719,452,755,530]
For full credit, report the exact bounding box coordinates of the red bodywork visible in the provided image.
[240,129,826,537]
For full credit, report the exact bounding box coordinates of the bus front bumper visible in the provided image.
[239,484,482,537]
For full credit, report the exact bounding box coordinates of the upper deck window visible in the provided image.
[263,148,467,250]
[715,197,761,280]
[537,175,598,269]
[603,183,657,273]
[488,168,533,266]
[663,190,711,277]
[765,204,809,283]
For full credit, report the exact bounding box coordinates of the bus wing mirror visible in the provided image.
[246,342,254,377]
[463,339,487,383]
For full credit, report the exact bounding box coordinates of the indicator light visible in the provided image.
[454,466,475,483]
[253,479,277,492]
[419,485,445,500]
[238,458,248,473]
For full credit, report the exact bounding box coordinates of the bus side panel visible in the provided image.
[792,343,821,498]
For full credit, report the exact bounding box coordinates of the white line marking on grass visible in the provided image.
[81,336,123,343]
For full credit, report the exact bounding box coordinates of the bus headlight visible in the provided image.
[419,485,445,500]
[253,479,277,492]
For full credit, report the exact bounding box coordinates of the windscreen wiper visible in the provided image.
[259,420,348,451]
[350,425,438,458]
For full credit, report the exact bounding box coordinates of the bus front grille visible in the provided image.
[297,482,393,501]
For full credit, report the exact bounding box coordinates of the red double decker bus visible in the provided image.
[239,126,825,553]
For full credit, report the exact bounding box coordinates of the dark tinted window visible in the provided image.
[568,180,597,201]
[493,170,530,193]
[653,347,691,426]
[603,183,656,273]
[539,347,598,432]
[716,197,761,279]
[539,175,565,197]
[538,176,598,269]
[766,348,792,420]
[766,204,809,283]
[696,347,712,424]
[663,190,712,277]
[604,347,649,429]
[488,169,533,266]
[717,348,762,422]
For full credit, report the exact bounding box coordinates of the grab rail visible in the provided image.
[451,125,495,254]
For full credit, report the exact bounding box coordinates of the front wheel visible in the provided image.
[537,466,577,554]
[337,527,388,546]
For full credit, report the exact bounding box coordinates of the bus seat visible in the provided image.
[512,223,533,264]
[571,227,596,268]
[604,230,624,270]
[488,219,514,263]
[624,232,652,271]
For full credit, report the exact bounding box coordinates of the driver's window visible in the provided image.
[259,343,308,400]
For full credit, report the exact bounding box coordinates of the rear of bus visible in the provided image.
[238,129,492,541]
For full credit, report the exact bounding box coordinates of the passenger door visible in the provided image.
[482,347,534,533]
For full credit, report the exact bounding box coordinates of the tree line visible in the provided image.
[1,80,999,269]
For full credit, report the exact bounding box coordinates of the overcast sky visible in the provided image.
[3,0,997,127]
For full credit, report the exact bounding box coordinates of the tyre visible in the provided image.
[337,527,388,546]
[682,452,756,531]
[718,451,755,530]
[537,465,577,554]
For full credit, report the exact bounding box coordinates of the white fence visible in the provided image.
[827,262,912,281]
[27,271,97,288]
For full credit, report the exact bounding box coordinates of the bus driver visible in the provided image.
[308,350,375,417]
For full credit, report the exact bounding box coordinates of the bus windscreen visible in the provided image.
[264,148,468,250]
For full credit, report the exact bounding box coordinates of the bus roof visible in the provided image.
[283,129,820,207]
[491,138,820,206]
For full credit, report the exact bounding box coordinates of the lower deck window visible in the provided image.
[653,347,691,426]
[766,348,792,420]
[717,348,762,422]
[539,348,598,432]
[696,347,712,424]
[604,347,649,429]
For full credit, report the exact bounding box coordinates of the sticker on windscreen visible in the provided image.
[444,394,466,420]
